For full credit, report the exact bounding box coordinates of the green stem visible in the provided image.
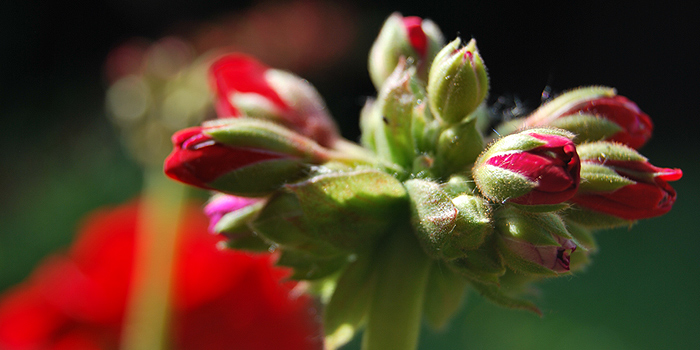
[361,226,432,350]
[120,167,187,350]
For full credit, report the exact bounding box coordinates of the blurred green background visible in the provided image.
[1,1,697,349]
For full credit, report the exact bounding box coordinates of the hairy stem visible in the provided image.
[361,226,431,350]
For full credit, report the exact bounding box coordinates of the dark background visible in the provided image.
[1,1,698,349]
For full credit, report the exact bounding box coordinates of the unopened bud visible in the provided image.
[473,128,580,205]
[368,13,444,89]
[428,38,489,124]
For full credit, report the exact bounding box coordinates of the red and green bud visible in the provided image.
[428,38,489,125]
[210,54,339,147]
[521,86,653,149]
[204,194,262,234]
[568,141,682,222]
[204,194,270,251]
[473,128,580,205]
[495,209,577,275]
[164,119,332,196]
[368,13,444,89]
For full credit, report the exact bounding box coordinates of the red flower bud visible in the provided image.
[562,95,652,149]
[474,129,581,205]
[164,126,291,193]
[210,54,339,147]
[523,87,653,149]
[571,154,682,221]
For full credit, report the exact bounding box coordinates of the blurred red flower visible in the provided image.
[0,200,322,350]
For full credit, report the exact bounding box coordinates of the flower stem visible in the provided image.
[361,226,431,350]
[120,167,187,350]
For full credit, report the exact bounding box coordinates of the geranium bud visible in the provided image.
[204,194,263,236]
[568,141,682,222]
[371,60,421,168]
[211,54,339,147]
[495,209,577,275]
[368,13,444,89]
[451,194,492,250]
[434,119,484,176]
[163,122,327,197]
[521,86,653,149]
[473,128,580,205]
[428,38,489,125]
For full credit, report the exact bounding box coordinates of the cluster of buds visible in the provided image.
[164,12,682,349]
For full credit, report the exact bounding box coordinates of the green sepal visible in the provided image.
[495,209,572,245]
[212,199,266,234]
[448,234,505,285]
[223,234,271,252]
[451,194,492,250]
[250,191,342,257]
[473,164,535,204]
[576,140,647,162]
[434,119,484,176]
[524,86,615,127]
[285,169,409,252]
[566,221,597,251]
[509,202,570,213]
[578,162,635,193]
[204,117,329,161]
[209,158,310,197]
[468,278,542,315]
[549,113,623,144]
[496,236,561,277]
[324,253,378,350]
[476,131,548,165]
[563,206,634,229]
[404,179,459,259]
[422,261,468,330]
[277,249,349,280]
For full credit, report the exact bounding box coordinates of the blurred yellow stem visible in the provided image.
[120,167,187,350]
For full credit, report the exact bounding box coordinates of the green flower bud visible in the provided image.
[371,61,422,169]
[428,38,489,124]
[434,119,484,176]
